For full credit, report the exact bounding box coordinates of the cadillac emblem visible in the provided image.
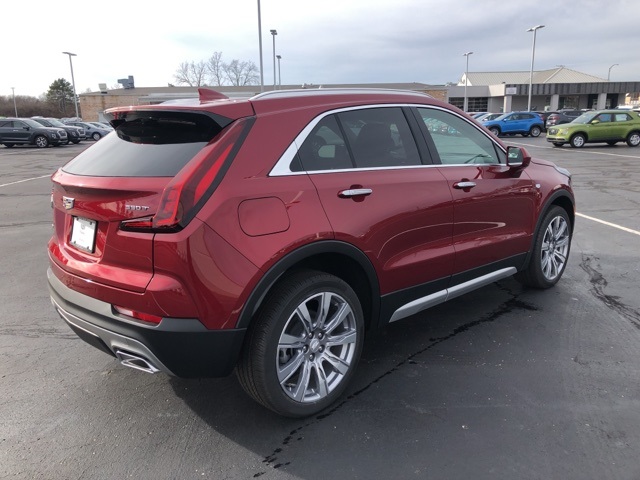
[62,196,75,210]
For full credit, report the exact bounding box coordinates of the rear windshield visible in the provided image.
[62,111,230,177]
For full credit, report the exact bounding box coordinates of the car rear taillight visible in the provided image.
[121,117,254,233]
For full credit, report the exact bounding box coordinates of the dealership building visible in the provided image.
[78,67,640,122]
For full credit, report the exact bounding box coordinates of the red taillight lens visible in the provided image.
[114,305,163,324]
[121,117,254,233]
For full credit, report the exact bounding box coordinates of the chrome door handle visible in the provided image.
[453,181,476,189]
[339,188,373,198]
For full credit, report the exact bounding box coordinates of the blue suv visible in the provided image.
[483,112,544,138]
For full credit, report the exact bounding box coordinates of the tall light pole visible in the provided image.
[270,29,278,88]
[608,63,619,81]
[526,25,544,112]
[11,87,17,116]
[62,51,79,118]
[257,0,264,92]
[276,55,282,88]
[463,51,473,112]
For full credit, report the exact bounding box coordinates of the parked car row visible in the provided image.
[0,117,113,148]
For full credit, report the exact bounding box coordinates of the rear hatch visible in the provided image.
[50,105,252,293]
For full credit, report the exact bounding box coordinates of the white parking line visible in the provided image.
[507,140,640,159]
[577,212,640,237]
[0,174,50,188]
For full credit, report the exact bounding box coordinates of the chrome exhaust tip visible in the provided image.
[115,350,160,374]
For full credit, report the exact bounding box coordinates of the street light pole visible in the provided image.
[608,63,619,81]
[526,25,545,112]
[270,29,278,88]
[62,51,79,118]
[463,52,473,112]
[257,0,264,92]
[11,87,17,116]
[276,55,282,88]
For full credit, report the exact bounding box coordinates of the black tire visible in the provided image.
[4,143,15,148]
[237,269,364,417]
[92,132,102,141]
[34,135,49,148]
[552,142,564,148]
[489,127,500,136]
[626,131,640,147]
[569,133,586,148]
[71,140,80,144]
[516,206,572,289]
[529,125,542,137]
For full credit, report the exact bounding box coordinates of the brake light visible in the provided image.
[114,305,163,324]
[121,117,254,233]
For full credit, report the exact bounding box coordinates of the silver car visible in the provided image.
[63,121,111,141]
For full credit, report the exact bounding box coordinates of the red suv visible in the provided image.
[48,88,575,417]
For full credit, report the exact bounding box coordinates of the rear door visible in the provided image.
[297,106,455,296]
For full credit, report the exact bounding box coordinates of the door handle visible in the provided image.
[339,188,373,198]
[453,181,476,189]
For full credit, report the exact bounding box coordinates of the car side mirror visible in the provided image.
[507,146,531,168]
[591,119,600,124]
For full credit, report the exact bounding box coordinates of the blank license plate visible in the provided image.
[70,217,97,253]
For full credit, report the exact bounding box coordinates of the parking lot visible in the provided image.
[1,136,640,479]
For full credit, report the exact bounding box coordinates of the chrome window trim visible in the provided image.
[268,104,506,177]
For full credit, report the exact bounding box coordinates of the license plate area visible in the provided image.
[70,217,97,253]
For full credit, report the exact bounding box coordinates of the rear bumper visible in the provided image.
[48,268,246,378]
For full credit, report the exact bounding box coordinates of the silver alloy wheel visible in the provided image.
[35,135,48,148]
[628,132,640,146]
[571,134,585,148]
[530,126,541,137]
[540,215,570,281]
[276,291,358,403]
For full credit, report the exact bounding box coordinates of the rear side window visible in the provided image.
[62,112,230,177]
[295,107,421,172]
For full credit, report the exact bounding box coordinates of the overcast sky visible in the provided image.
[4,0,639,98]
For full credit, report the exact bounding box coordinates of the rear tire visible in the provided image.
[516,206,571,289]
[626,131,640,147]
[237,269,364,417]
[529,125,542,137]
[4,143,15,148]
[92,132,102,141]
[489,127,500,136]
[606,141,617,146]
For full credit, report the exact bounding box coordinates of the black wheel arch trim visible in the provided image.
[521,189,575,269]
[235,240,381,330]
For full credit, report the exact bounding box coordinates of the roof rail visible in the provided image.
[250,88,433,101]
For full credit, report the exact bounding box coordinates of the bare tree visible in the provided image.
[206,52,225,86]
[223,60,260,86]
[174,61,208,87]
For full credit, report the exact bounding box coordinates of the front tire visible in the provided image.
[34,135,49,148]
[237,270,364,417]
[626,131,640,147]
[516,206,571,289]
[570,133,586,148]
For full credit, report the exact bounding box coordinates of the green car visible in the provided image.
[546,110,640,148]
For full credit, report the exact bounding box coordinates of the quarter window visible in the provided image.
[417,108,504,165]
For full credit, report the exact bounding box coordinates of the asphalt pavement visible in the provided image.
[1,137,639,479]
